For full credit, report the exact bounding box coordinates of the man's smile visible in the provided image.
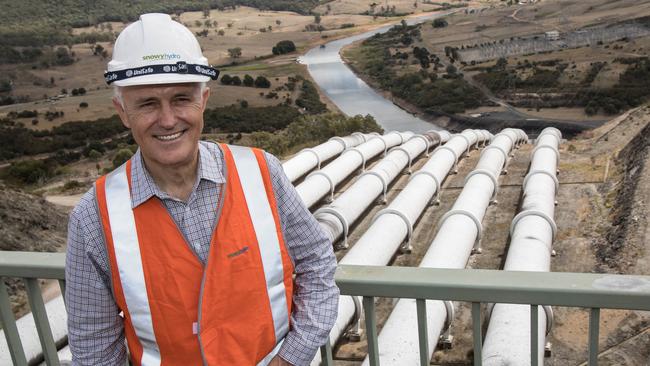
[154,129,186,141]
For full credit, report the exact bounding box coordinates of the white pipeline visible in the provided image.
[482,127,562,366]
[282,133,371,183]
[310,129,492,366]
[315,131,449,247]
[296,131,414,208]
[362,128,527,365]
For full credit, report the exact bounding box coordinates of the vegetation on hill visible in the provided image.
[349,23,484,114]
[474,56,650,115]
[249,113,383,156]
[0,0,319,47]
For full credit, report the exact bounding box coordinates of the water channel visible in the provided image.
[298,12,450,133]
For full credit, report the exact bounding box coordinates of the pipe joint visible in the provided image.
[457,133,472,156]
[359,171,388,203]
[531,144,560,162]
[409,170,441,205]
[315,207,350,249]
[439,209,483,253]
[510,209,558,241]
[386,130,405,145]
[373,208,414,248]
[523,169,559,192]
[433,146,459,173]
[389,146,414,174]
[306,170,336,203]
[368,136,388,156]
[464,169,499,203]
[463,129,480,148]
[351,132,367,142]
[409,134,431,156]
[298,148,322,170]
[495,131,517,151]
[328,136,349,150]
[480,145,509,169]
[343,147,367,171]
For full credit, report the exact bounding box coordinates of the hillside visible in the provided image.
[0,183,67,316]
[343,0,650,134]
[0,0,319,46]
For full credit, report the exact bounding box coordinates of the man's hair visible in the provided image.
[113,82,208,108]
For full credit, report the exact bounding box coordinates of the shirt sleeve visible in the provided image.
[264,153,340,366]
[65,188,127,366]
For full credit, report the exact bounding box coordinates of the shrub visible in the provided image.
[243,74,255,87]
[79,102,88,108]
[272,40,296,55]
[254,76,271,88]
[432,18,448,28]
[112,148,133,168]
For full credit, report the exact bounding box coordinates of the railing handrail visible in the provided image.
[336,265,650,310]
[3,252,650,366]
[0,251,65,280]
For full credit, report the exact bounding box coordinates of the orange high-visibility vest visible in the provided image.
[95,144,294,366]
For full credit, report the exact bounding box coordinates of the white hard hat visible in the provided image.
[104,13,219,86]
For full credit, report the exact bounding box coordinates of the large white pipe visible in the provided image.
[0,296,67,365]
[310,129,492,366]
[296,131,414,208]
[282,133,371,183]
[315,131,449,247]
[482,127,561,366]
[362,128,527,365]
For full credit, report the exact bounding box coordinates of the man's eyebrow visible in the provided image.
[133,96,158,104]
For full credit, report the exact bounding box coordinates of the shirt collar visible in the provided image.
[129,141,225,208]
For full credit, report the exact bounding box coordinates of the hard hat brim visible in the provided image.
[113,73,211,87]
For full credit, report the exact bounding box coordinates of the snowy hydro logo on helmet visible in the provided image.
[142,53,182,61]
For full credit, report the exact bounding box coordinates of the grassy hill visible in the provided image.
[0,0,320,46]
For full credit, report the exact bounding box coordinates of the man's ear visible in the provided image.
[113,97,131,129]
[200,86,210,112]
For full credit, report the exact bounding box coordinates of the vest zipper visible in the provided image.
[197,156,228,366]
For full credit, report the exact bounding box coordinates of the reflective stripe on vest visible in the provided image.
[229,145,290,343]
[104,163,161,366]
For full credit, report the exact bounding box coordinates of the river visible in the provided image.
[298,12,451,133]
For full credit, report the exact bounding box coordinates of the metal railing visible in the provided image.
[2,251,650,365]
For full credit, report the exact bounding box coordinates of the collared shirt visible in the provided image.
[65,141,339,366]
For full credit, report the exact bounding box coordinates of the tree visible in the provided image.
[228,47,242,59]
[314,13,321,24]
[113,148,133,168]
[272,40,296,55]
[254,76,271,88]
[217,29,225,36]
[243,74,255,87]
[446,64,457,75]
[433,18,448,28]
[495,57,508,71]
[231,76,242,86]
[220,74,232,85]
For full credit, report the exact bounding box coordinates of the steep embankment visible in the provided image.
[0,184,67,316]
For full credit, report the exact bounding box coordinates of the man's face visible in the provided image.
[114,83,210,171]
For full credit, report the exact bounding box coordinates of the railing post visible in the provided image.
[25,278,60,366]
[363,296,379,366]
[0,279,28,366]
[58,280,66,305]
[472,302,482,366]
[588,308,600,366]
[416,299,429,366]
[319,340,334,366]
[530,304,539,366]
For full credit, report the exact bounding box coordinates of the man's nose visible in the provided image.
[158,102,176,128]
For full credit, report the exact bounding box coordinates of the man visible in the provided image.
[65,13,338,366]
